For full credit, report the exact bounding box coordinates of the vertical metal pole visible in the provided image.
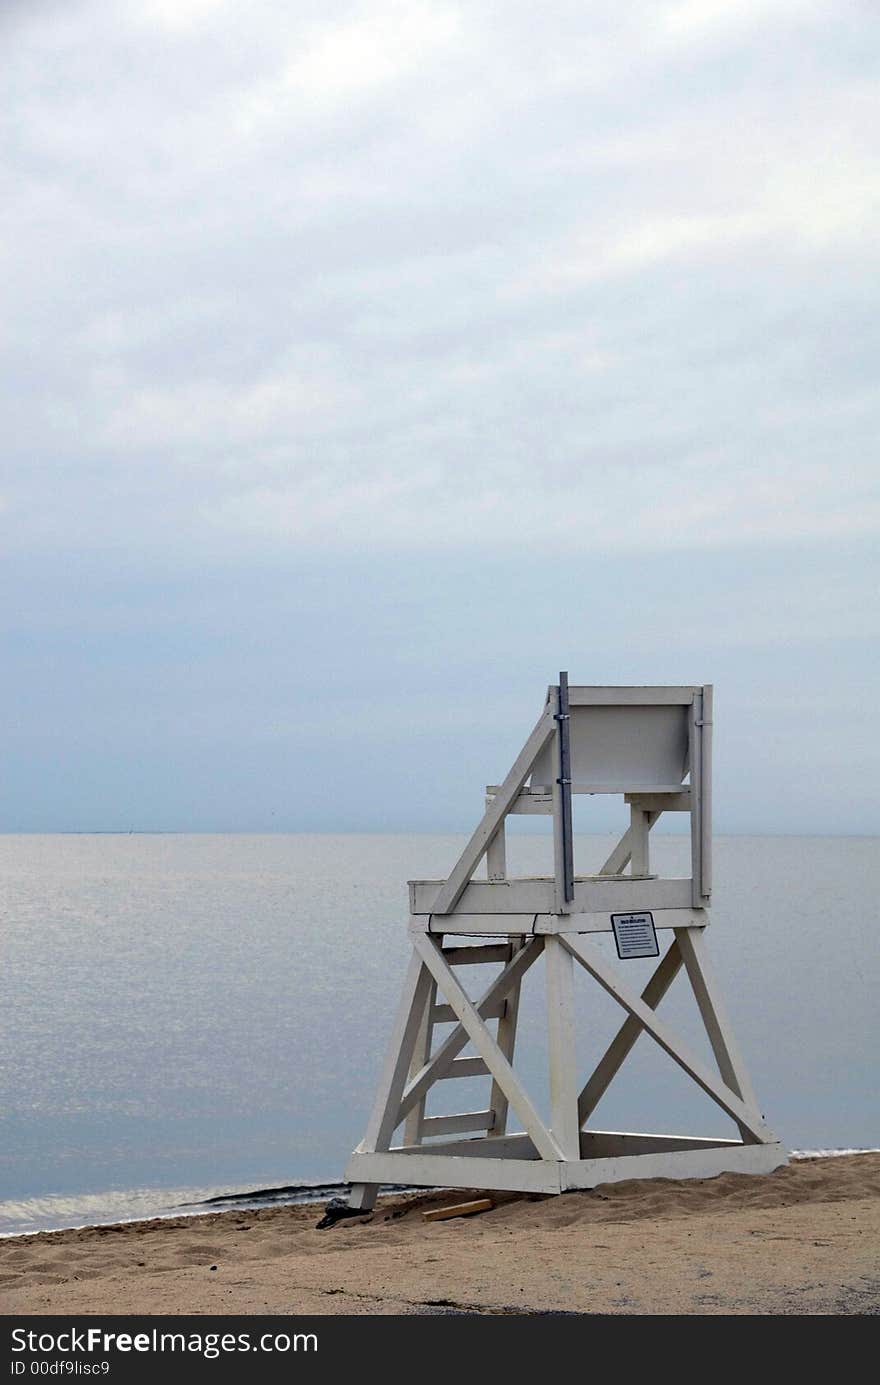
[699,684,713,904]
[556,671,575,904]
[688,690,703,908]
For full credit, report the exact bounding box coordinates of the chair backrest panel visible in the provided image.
[529,703,689,790]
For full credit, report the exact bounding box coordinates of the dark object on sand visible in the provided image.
[315,1197,371,1230]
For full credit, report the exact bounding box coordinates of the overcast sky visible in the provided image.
[2,0,878,834]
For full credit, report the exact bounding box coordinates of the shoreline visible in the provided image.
[3,1148,878,1242]
[0,1180,417,1243]
[1,1152,877,1315]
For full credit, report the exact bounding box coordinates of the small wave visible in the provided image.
[0,1179,338,1239]
[0,1178,415,1239]
[179,1180,348,1210]
[790,1147,880,1159]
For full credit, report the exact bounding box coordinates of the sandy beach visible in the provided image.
[0,1153,877,1316]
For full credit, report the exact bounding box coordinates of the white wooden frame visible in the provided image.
[346,683,785,1210]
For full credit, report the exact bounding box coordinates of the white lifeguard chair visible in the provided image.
[345,678,785,1209]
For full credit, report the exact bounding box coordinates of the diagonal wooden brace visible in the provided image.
[411,932,564,1161]
[598,811,662,875]
[675,926,769,1142]
[578,938,683,1126]
[560,934,772,1143]
[357,952,436,1155]
[397,935,543,1121]
[430,707,556,914]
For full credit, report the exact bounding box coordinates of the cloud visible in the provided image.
[236,3,462,134]
[0,0,878,567]
[661,0,826,43]
[199,453,877,555]
[133,0,232,33]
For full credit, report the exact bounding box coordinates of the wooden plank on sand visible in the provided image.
[422,1198,494,1223]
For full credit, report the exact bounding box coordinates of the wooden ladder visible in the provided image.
[403,938,526,1146]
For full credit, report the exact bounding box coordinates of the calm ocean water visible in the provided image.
[0,832,877,1236]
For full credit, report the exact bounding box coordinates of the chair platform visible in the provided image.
[347,1132,788,1196]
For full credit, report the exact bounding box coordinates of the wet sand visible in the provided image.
[1,1154,877,1315]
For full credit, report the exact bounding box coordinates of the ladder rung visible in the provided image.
[439,1057,489,1079]
[432,999,506,1024]
[422,1110,494,1136]
[442,944,511,966]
